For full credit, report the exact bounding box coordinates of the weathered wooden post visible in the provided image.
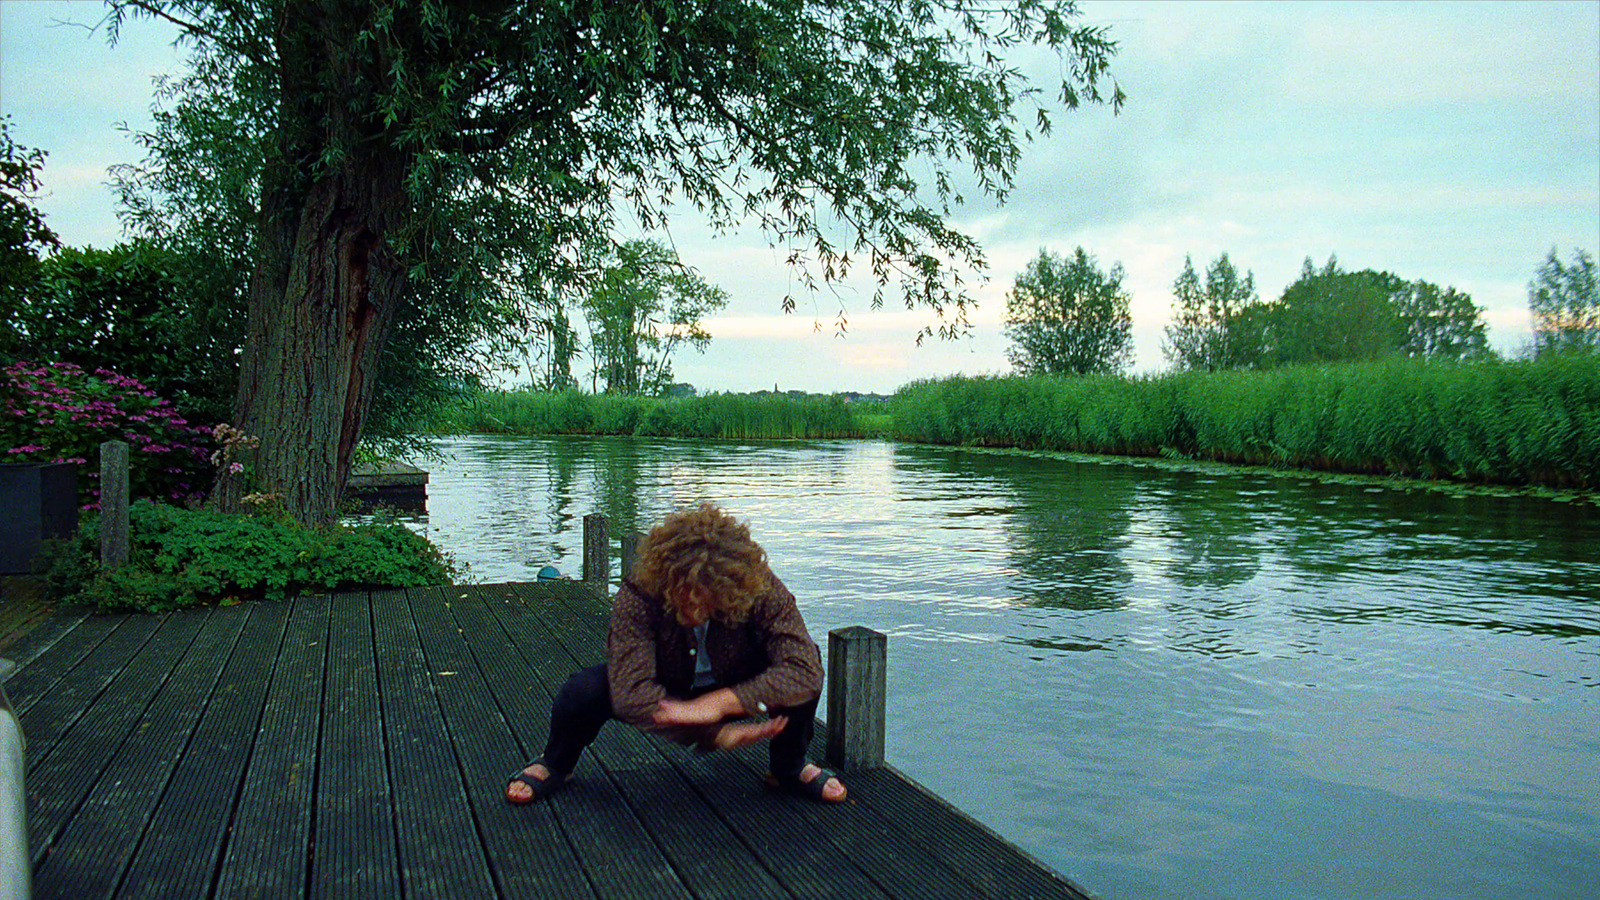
[825,625,887,771]
[620,531,643,582]
[582,513,609,592]
[99,440,129,570]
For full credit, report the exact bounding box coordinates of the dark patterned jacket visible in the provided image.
[606,573,823,736]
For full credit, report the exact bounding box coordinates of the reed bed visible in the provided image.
[890,355,1600,489]
[438,388,867,440]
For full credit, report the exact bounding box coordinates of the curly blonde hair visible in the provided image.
[630,502,769,625]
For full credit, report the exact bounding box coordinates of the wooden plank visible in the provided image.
[720,740,991,900]
[844,767,1097,900]
[2,608,120,715]
[14,613,161,766]
[212,593,331,900]
[368,588,499,899]
[664,750,895,900]
[11,580,1100,900]
[0,578,73,659]
[30,605,245,899]
[25,610,207,868]
[113,601,292,900]
[309,591,399,900]
[402,584,598,900]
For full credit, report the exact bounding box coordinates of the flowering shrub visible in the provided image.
[1,361,214,507]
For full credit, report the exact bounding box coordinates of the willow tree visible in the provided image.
[584,239,727,396]
[1163,252,1259,373]
[110,0,1121,524]
[1005,246,1133,376]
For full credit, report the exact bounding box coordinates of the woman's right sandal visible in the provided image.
[765,767,845,803]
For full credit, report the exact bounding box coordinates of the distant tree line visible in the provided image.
[1002,241,1598,377]
[1162,253,1492,372]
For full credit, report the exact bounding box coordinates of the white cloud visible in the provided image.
[1281,1,1596,107]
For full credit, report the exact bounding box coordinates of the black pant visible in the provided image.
[540,664,819,779]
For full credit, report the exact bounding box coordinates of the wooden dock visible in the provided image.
[3,580,1095,900]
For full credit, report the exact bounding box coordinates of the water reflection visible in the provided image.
[1143,471,1266,592]
[403,435,1600,900]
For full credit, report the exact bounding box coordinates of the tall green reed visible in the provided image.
[891,355,1600,488]
[435,389,869,440]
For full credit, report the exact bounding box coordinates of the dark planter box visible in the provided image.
[0,462,79,574]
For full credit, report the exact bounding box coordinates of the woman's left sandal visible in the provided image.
[765,767,846,804]
[506,759,565,804]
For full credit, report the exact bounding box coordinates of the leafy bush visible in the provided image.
[46,501,455,612]
[14,241,243,428]
[1,361,213,507]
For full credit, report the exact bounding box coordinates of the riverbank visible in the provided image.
[436,388,873,440]
[895,354,1599,489]
[434,354,1600,492]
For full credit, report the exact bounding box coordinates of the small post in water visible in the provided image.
[826,625,887,771]
[99,440,129,570]
[620,531,644,582]
[582,513,609,592]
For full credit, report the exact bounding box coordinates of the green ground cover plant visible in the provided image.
[47,501,455,612]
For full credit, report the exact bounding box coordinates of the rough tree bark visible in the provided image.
[220,5,412,526]
[225,155,406,525]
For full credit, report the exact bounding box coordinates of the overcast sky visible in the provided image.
[3,1,1597,394]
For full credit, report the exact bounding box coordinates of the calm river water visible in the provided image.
[403,434,1598,900]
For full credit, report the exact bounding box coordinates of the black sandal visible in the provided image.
[506,759,565,804]
[765,766,845,804]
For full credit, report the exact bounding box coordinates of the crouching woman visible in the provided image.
[506,502,846,804]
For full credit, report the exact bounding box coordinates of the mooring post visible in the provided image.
[620,531,644,582]
[99,440,129,570]
[826,625,887,771]
[582,513,609,592]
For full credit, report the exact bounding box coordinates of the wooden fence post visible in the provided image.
[620,531,643,583]
[825,625,887,771]
[99,440,129,570]
[582,513,609,592]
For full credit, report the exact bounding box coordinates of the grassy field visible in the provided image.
[432,354,1599,489]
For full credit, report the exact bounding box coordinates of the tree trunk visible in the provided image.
[227,153,407,526]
